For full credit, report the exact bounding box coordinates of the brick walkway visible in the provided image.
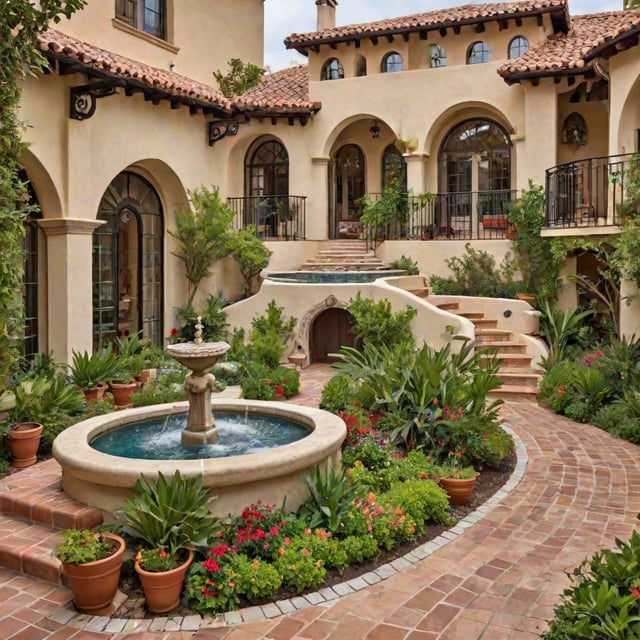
[1,365,640,639]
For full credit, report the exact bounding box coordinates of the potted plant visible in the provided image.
[434,458,478,506]
[69,348,118,401]
[115,470,219,613]
[54,528,126,614]
[109,333,147,409]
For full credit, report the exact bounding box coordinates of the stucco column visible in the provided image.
[38,219,104,364]
[521,80,558,188]
[620,279,640,339]
[404,153,428,237]
[310,156,330,240]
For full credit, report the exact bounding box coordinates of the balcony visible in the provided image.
[545,153,639,233]
[227,195,307,240]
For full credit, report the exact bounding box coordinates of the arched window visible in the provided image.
[508,36,529,59]
[335,144,365,221]
[467,41,491,64]
[561,112,588,146]
[93,172,164,349]
[438,119,511,218]
[381,52,403,73]
[245,140,289,237]
[428,44,447,68]
[355,54,367,77]
[321,58,344,80]
[382,144,407,190]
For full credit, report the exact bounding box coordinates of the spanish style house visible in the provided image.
[17,0,640,362]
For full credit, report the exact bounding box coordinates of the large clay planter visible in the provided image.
[109,380,138,409]
[8,422,43,468]
[61,532,126,615]
[135,549,194,614]
[81,382,108,402]
[439,476,477,506]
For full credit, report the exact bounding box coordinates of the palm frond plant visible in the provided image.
[539,302,594,367]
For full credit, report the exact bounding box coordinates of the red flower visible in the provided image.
[275,385,285,397]
[632,588,640,598]
[433,398,439,406]
[203,558,222,572]
[170,327,178,336]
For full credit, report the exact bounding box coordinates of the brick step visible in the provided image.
[482,353,533,368]
[434,302,460,311]
[496,371,541,388]
[471,318,498,329]
[0,514,65,584]
[458,312,485,320]
[475,328,513,343]
[407,288,430,298]
[316,251,376,258]
[489,385,539,401]
[475,341,528,354]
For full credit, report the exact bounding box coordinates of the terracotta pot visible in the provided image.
[61,532,126,615]
[439,476,477,506]
[138,368,157,385]
[109,380,138,409]
[81,381,108,402]
[8,422,43,468]
[135,549,194,614]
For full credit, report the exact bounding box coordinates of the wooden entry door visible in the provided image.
[310,308,355,362]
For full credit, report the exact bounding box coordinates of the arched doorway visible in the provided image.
[310,308,356,362]
[92,171,163,349]
[329,144,365,239]
[245,138,289,237]
[438,119,511,229]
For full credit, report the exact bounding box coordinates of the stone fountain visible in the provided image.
[165,317,230,445]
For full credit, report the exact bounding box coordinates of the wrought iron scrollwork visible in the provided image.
[208,119,240,146]
[69,82,119,121]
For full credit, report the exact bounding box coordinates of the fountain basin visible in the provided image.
[53,399,346,519]
[166,342,230,375]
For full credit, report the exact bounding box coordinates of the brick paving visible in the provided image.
[1,364,640,638]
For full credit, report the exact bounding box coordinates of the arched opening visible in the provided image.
[321,58,344,81]
[310,308,356,362]
[355,54,367,77]
[467,41,491,64]
[330,144,366,239]
[93,171,163,349]
[381,52,403,73]
[382,144,407,190]
[438,119,511,229]
[508,36,529,59]
[19,170,41,359]
[245,138,289,237]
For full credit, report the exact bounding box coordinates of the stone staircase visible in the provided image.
[299,240,387,271]
[434,301,542,400]
[0,459,103,585]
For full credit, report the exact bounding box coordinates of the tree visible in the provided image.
[226,227,272,298]
[0,0,87,387]
[213,58,266,97]
[168,186,235,306]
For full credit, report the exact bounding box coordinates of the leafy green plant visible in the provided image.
[175,292,229,344]
[539,302,594,368]
[319,373,358,413]
[389,255,419,275]
[240,362,299,400]
[114,471,219,557]
[68,348,118,389]
[55,529,119,565]
[225,226,272,298]
[233,555,283,600]
[348,293,417,350]
[243,300,297,368]
[382,479,450,534]
[274,547,326,594]
[340,535,380,564]
[428,243,519,298]
[360,178,408,245]
[168,186,235,306]
[506,180,563,304]
[299,465,360,534]
[213,58,266,97]
[130,377,187,407]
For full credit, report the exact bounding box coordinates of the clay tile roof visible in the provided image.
[37,28,232,111]
[236,65,318,114]
[285,0,568,51]
[498,10,640,80]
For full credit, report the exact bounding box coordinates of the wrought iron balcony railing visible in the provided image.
[226,195,307,240]
[545,153,640,229]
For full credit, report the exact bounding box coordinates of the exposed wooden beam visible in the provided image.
[515,17,523,26]
[474,23,485,33]
[536,15,543,26]
[439,27,447,37]
[170,100,180,110]
[288,117,294,126]
[402,32,410,42]
[419,30,429,40]
[385,34,394,43]
[189,105,200,115]
[370,36,378,45]
[453,26,460,35]
[498,20,508,31]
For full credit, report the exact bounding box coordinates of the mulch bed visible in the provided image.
[114,451,516,619]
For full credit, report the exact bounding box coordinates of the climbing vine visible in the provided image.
[0,1,86,385]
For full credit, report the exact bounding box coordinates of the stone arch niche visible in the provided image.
[293,296,356,365]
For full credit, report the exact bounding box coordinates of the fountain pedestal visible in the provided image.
[165,341,230,446]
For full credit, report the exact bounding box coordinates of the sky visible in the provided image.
[263,0,624,71]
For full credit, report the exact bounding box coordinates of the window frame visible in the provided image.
[428,44,447,68]
[508,36,529,59]
[466,41,491,65]
[321,58,345,81]
[381,52,403,73]
[115,0,167,41]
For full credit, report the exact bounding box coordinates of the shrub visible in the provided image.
[389,255,419,275]
[174,292,229,344]
[382,479,450,534]
[289,530,348,570]
[233,555,283,602]
[240,363,299,400]
[428,243,519,298]
[131,377,187,407]
[246,300,297,368]
[319,373,358,413]
[340,535,379,564]
[274,547,326,594]
[348,293,417,350]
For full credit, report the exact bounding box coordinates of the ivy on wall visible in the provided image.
[0,0,86,385]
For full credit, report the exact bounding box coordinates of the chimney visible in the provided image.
[316,0,338,31]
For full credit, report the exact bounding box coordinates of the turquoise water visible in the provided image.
[90,411,309,460]
[266,270,405,283]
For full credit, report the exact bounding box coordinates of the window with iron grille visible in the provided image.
[115,0,166,40]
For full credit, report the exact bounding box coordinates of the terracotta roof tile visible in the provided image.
[37,28,232,110]
[285,0,568,50]
[498,11,640,79]
[236,65,317,113]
